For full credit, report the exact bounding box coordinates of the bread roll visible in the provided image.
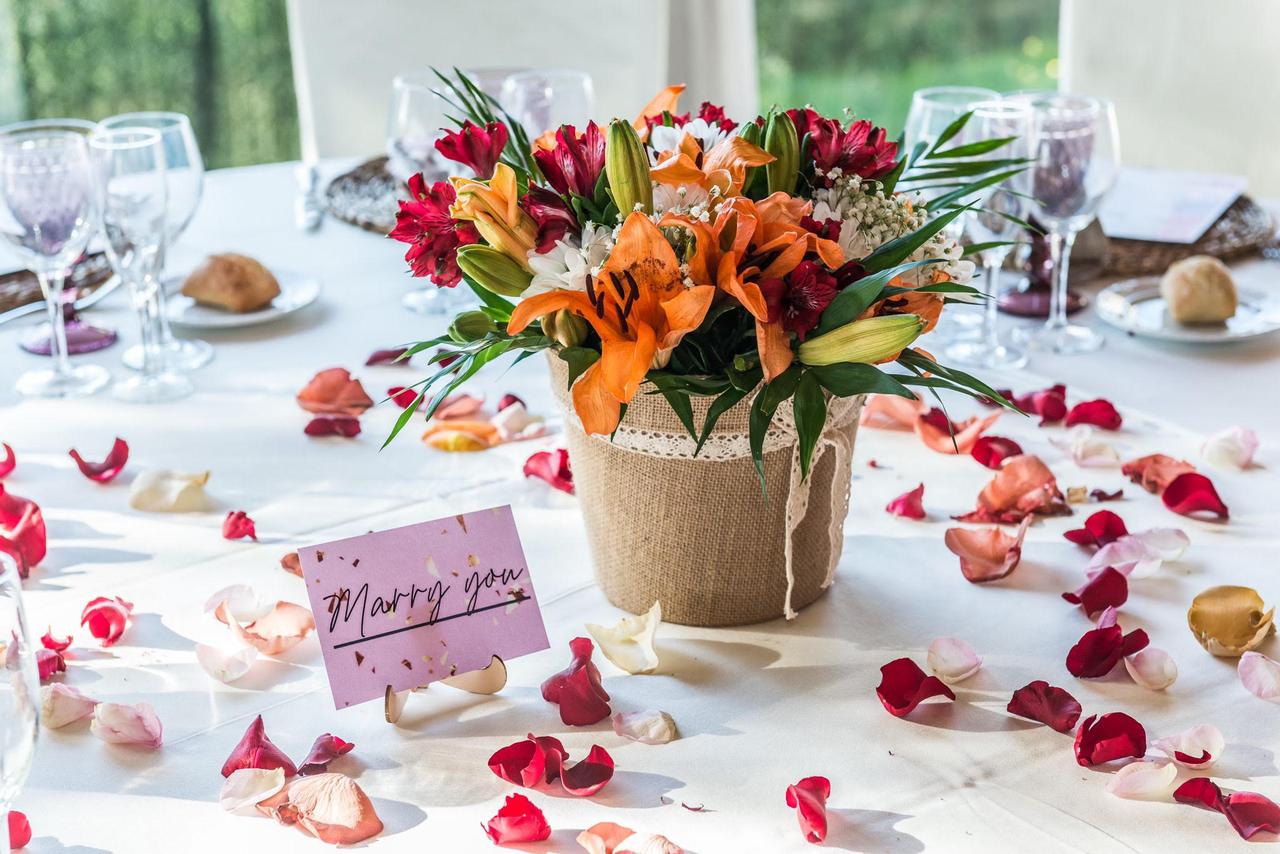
[1159,255,1237,325]
[181,253,280,313]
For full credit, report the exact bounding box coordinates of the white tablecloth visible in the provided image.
[1,162,1277,853]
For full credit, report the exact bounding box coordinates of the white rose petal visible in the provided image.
[1133,527,1190,562]
[617,832,684,854]
[586,601,661,675]
[91,701,163,748]
[1152,724,1225,768]
[129,469,211,512]
[40,683,99,728]
[926,637,983,684]
[490,402,546,442]
[612,710,679,745]
[1088,528,1188,579]
[1202,426,1258,470]
[1124,647,1177,690]
[1051,425,1120,468]
[1240,651,1280,704]
[1105,761,1177,799]
[203,584,272,623]
[196,643,258,683]
[220,767,286,813]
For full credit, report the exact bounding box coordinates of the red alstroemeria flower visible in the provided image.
[533,122,606,197]
[1006,680,1082,733]
[365,347,409,367]
[799,215,841,242]
[876,657,956,717]
[389,174,479,287]
[1174,777,1280,840]
[1062,567,1129,617]
[1121,453,1196,494]
[36,647,65,682]
[954,454,1070,523]
[483,793,551,845]
[944,516,1031,583]
[785,107,823,139]
[1066,399,1122,430]
[541,637,611,726]
[222,510,257,541]
[524,449,574,495]
[1064,509,1129,548]
[42,628,72,652]
[435,120,508,180]
[885,483,926,520]
[785,776,831,844]
[696,101,737,132]
[0,443,15,478]
[1011,384,1067,425]
[68,437,129,483]
[970,435,1023,470]
[387,386,419,410]
[520,184,580,253]
[7,812,30,849]
[807,116,898,183]
[80,596,133,647]
[1066,609,1149,678]
[758,260,839,340]
[297,733,354,775]
[1075,712,1147,766]
[304,416,362,438]
[1163,472,1229,519]
[221,714,298,777]
[488,733,615,797]
[0,485,46,579]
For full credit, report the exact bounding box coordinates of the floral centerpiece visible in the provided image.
[389,71,1020,626]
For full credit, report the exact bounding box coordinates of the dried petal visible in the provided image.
[1067,619,1149,678]
[222,510,257,541]
[915,410,1002,454]
[1065,399,1122,430]
[196,642,258,683]
[524,448,574,494]
[611,710,679,744]
[885,483,926,519]
[296,368,373,416]
[1106,761,1177,800]
[876,657,955,717]
[1202,426,1259,470]
[1163,472,1229,519]
[7,811,30,849]
[491,401,546,442]
[68,437,129,483]
[944,516,1031,583]
[91,701,163,748]
[1007,680,1082,733]
[1124,647,1177,690]
[1064,510,1128,547]
[220,767,287,813]
[926,637,982,684]
[128,469,211,512]
[1153,724,1224,767]
[586,601,661,675]
[41,628,72,652]
[80,595,134,646]
[1050,425,1121,468]
[217,600,316,656]
[365,347,409,367]
[298,733,355,775]
[40,682,99,728]
[541,637,611,726]
[1188,585,1275,657]
[1062,567,1129,617]
[1174,778,1280,840]
[955,455,1070,523]
[1122,454,1196,494]
[258,773,383,845]
[0,443,13,478]
[1074,712,1146,766]
[970,435,1023,470]
[1239,651,1280,703]
[36,647,65,682]
[221,714,297,777]
[785,776,831,844]
[0,485,46,578]
[482,793,550,844]
[1091,488,1124,502]
[304,416,361,438]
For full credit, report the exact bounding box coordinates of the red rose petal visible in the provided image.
[1063,509,1128,547]
[785,776,831,844]
[387,386,419,410]
[1091,488,1124,502]
[524,449,574,495]
[1013,384,1067,425]
[365,347,410,367]
[304,416,361,438]
[1175,778,1280,840]
[297,733,355,775]
[541,637,610,726]
[0,443,15,478]
[221,714,298,777]
[222,510,258,541]
[489,735,552,788]
[1174,777,1225,811]
[1075,712,1146,766]
[970,435,1024,470]
[1062,567,1129,617]
[953,455,1070,523]
[1121,454,1196,494]
[876,657,956,717]
[297,368,374,416]
[0,486,47,579]
[497,393,524,412]
[68,437,129,483]
[944,516,1031,583]
[1007,680,1082,733]
[559,744,615,797]
[36,647,65,682]
[7,811,30,849]
[1162,472,1229,520]
[80,596,133,647]
[41,628,72,652]
[1066,399,1123,430]
[885,483,926,520]
[483,793,551,844]
[1066,622,1149,678]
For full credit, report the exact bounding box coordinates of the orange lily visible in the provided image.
[859,270,952,334]
[650,135,774,200]
[632,84,687,137]
[508,213,715,435]
[449,163,538,270]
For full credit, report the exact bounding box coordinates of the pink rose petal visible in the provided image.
[926,638,982,684]
[80,595,134,647]
[1239,651,1280,703]
[222,510,257,541]
[0,443,13,478]
[1124,647,1177,690]
[1153,724,1224,768]
[258,773,383,845]
[944,516,1031,583]
[1202,426,1258,470]
[40,682,99,728]
[785,776,831,844]
[885,483,926,519]
[91,701,163,748]
[297,733,355,775]
[1106,761,1177,800]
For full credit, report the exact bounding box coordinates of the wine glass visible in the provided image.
[0,554,39,854]
[90,128,192,403]
[0,130,109,398]
[943,100,1032,370]
[1017,94,1121,354]
[98,112,212,372]
[499,69,595,140]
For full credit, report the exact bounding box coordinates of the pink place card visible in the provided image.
[297,505,549,709]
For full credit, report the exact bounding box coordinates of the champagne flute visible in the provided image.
[499,69,595,139]
[943,100,1031,370]
[0,554,39,854]
[0,130,109,398]
[99,112,212,372]
[1018,94,1121,354]
[91,128,191,403]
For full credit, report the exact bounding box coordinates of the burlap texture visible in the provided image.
[548,354,862,627]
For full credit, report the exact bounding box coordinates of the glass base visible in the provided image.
[1016,323,1106,355]
[123,337,213,372]
[112,371,193,403]
[943,338,1029,370]
[16,363,110,398]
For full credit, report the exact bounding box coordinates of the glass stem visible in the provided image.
[981,256,1005,351]
[153,245,176,349]
[1047,230,1077,331]
[37,271,72,377]
[139,279,163,380]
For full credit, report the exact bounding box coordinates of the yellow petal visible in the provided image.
[1188,585,1275,656]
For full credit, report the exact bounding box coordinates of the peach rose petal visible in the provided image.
[1106,761,1177,800]
[435,392,484,420]
[1202,426,1259,470]
[927,638,983,684]
[1124,647,1178,690]
[217,601,316,656]
[128,469,211,512]
[586,601,661,675]
[91,701,163,748]
[1153,724,1225,768]
[40,682,99,728]
[257,773,383,845]
[296,368,374,416]
[955,454,1070,523]
[1239,652,1280,704]
[196,642,258,683]
[612,710,679,745]
[578,821,637,854]
[860,393,925,430]
[220,768,287,813]
[944,516,1032,583]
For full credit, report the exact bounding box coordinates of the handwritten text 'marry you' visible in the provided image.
[322,566,527,643]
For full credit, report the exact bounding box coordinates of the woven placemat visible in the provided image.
[0,252,113,315]
[324,156,401,234]
[1103,195,1275,275]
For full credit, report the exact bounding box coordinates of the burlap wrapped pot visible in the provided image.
[548,354,864,627]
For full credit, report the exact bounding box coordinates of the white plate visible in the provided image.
[1096,276,1280,343]
[165,269,320,329]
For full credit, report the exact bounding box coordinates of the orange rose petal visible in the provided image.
[860,394,925,430]
[296,368,374,416]
[944,516,1032,583]
[915,411,1002,454]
